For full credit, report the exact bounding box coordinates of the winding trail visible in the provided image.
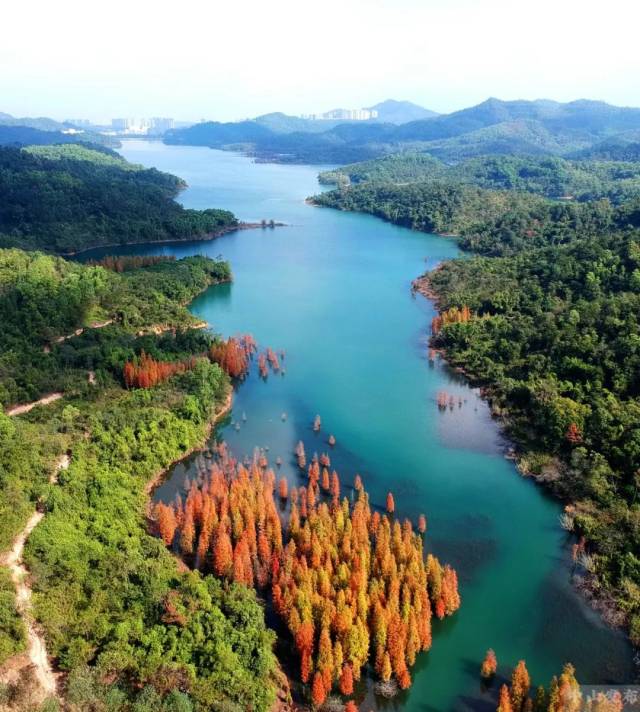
[0,454,69,700]
[5,393,64,417]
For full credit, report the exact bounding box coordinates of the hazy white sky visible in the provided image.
[2,0,639,122]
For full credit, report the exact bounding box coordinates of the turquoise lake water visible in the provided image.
[88,139,634,710]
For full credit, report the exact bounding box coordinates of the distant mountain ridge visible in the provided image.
[0,112,118,148]
[367,99,439,123]
[0,112,73,132]
[147,97,640,164]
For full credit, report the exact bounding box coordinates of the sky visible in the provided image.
[2,0,639,123]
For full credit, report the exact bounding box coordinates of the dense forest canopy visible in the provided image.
[0,249,278,710]
[0,248,231,405]
[313,179,633,255]
[320,153,640,203]
[0,145,237,253]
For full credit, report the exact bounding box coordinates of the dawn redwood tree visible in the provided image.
[180,506,195,556]
[481,648,498,679]
[565,422,582,444]
[418,513,427,533]
[498,684,514,712]
[331,471,340,499]
[511,660,530,711]
[386,492,395,514]
[154,503,177,546]
[397,667,411,690]
[311,672,327,708]
[123,351,197,389]
[213,528,233,577]
[339,664,354,695]
[154,446,461,696]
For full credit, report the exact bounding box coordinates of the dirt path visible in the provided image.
[43,318,115,352]
[0,454,69,701]
[5,392,64,417]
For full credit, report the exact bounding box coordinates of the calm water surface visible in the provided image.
[94,139,634,710]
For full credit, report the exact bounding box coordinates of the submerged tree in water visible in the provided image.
[480,648,497,679]
[493,660,587,712]
[510,660,530,711]
[386,492,395,514]
[153,445,461,700]
[209,335,256,378]
[497,684,513,712]
[418,514,427,534]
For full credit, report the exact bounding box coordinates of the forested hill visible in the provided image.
[319,153,640,203]
[312,153,640,255]
[0,124,118,149]
[0,111,118,149]
[165,97,640,164]
[0,144,237,253]
[0,249,278,710]
[0,249,231,406]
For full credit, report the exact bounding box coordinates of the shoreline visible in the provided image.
[140,385,297,712]
[414,270,633,642]
[61,221,287,257]
[144,387,233,514]
[306,198,461,239]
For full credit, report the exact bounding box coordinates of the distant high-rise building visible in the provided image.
[302,108,378,121]
[110,117,174,135]
[111,118,132,132]
[149,117,175,134]
[66,119,93,128]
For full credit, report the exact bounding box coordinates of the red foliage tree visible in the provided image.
[311,672,327,708]
[497,684,514,712]
[566,422,582,444]
[386,492,395,514]
[153,445,461,697]
[154,502,177,546]
[213,528,233,577]
[123,351,197,389]
[510,660,530,711]
[331,471,340,499]
[481,648,497,679]
[339,664,354,695]
[209,335,255,378]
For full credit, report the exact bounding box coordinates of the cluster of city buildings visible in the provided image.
[301,107,378,121]
[109,117,175,135]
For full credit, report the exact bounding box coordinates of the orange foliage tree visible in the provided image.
[431,305,472,335]
[386,492,395,514]
[565,422,582,445]
[154,444,461,699]
[124,351,198,389]
[497,684,513,712]
[494,660,588,712]
[209,334,256,378]
[510,660,530,711]
[480,648,498,679]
